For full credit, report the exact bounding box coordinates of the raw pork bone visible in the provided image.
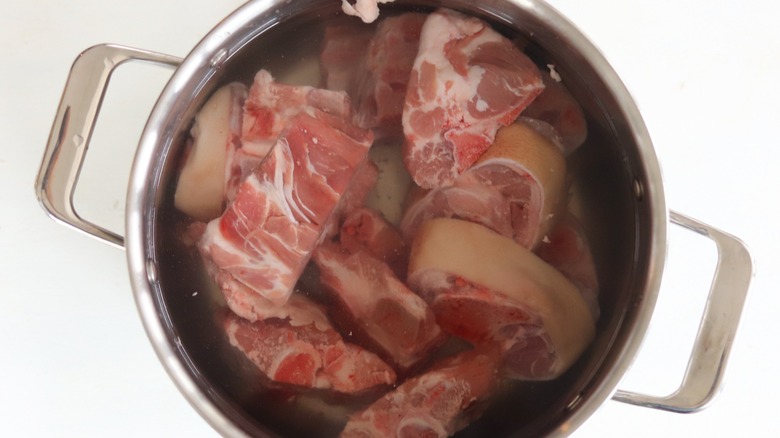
[325,160,381,241]
[338,207,407,278]
[199,77,374,307]
[224,305,396,394]
[229,69,360,201]
[212,256,396,393]
[209,262,331,326]
[200,161,380,321]
[360,13,427,139]
[402,8,544,189]
[535,213,600,320]
[321,13,426,140]
[408,218,595,380]
[522,69,588,154]
[340,348,500,438]
[313,243,443,372]
[321,19,375,94]
[205,156,377,322]
[174,82,247,221]
[401,119,567,250]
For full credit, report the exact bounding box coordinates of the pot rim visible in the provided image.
[125,0,668,436]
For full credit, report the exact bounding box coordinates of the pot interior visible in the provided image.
[139,0,664,436]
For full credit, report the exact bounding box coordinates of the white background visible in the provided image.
[1,0,778,436]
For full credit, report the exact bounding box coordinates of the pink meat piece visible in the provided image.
[400,161,550,249]
[199,74,373,306]
[224,306,396,394]
[402,8,544,189]
[242,69,355,153]
[227,69,360,200]
[321,13,426,139]
[225,148,265,203]
[332,160,380,226]
[210,264,331,327]
[400,171,512,243]
[338,207,407,278]
[535,214,600,320]
[416,275,560,380]
[358,13,427,138]
[522,71,588,154]
[321,20,375,93]
[312,243,443,371]
[407,219,595,381]
[401,120,566,249]
[340,348,499,437]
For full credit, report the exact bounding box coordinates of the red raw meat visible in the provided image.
[199,71,373,306]
[340,348,500,437]
[321,20,375,94]
[401,120,567,249]
[321,13,426,139]
[335,161,380,218]
[419,276,560,380]
[359,13,427,138]
[402,8,544,189]
[224,308,396,394]
[242,69,355,155]
[338,207,407,278]
[210,265,331,326]
[522,70,588,154]
[400,173,510,243]
[323,159,381,241]
[408,219,595,380]
[313,243,443,371]
[535,214,600,320]
[227,69,361,200]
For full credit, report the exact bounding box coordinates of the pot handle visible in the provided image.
[612,210,753,413]
[35,44,182,249]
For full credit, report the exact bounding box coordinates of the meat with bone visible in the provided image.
[535,213,600,320]
[174,82,247,221]
[521,69,588,154]
[321,13,426,139]
[359,13,427,138]
[402,8,544,189]
[340,348,499,438]
[327,160,380,235]
[313,243,443,371]
[241,69,355,157]
[408,218,595,380]
[210,262,332,326]
[401,119,567,250]
[338,207,407,278]
[224,305,396,394]
[320,159,381,246]
[199,70,373,306]
[320,20,375,94]
[229,69,361,200]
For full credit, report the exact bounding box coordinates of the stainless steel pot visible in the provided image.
[35,0,753,436]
